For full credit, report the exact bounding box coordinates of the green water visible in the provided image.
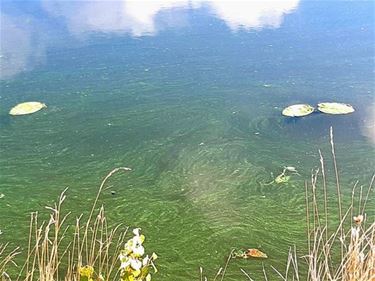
[1,1,374,280]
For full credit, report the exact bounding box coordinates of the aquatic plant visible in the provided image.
[281,104,315,117]
[199,128,375,280]
[317,102,355,115]
[1,129,373,281]
[265,166,300,185]
[9,102,47,116]
[282,102,356,117]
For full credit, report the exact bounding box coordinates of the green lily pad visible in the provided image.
[317,102,355,115]
[9,102,47,116]
[282,104,314,117]
[274,173,290,184]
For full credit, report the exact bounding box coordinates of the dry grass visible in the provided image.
[291,127,375,281]
[1,167,132,281]
[1,129,374,281]
[271,173,375,281]
[0,244,19,280]
[202,128,375,281]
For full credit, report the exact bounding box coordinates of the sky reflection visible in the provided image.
[0,0,300,79]
[41,0,300,36]
[0,12,47,79]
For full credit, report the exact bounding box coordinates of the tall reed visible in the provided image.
[202,128,375,280]
[1,130,374,281]
[1,167,132,281]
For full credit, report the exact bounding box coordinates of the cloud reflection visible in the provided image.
[42,0,300,36]
[0,13,46,79]
[41,1,191,36]
[205,1,300,30]
[1,1,300,79]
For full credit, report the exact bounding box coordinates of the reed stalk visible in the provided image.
[201,128,375,281]
[1,167,132,281]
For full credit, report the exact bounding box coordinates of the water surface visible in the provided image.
[0,1,374,280]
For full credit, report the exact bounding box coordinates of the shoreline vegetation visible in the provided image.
[1,128,374,281]
[0,168,158,281]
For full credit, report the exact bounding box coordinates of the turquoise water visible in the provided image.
[0,1,374,280]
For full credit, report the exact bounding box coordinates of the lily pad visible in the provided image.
[317,102,355,115]
[9,102,47,116]
[282,104,314,117]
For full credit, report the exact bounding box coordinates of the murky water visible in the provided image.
[0,1,374,280]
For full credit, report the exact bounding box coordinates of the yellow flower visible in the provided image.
[132,269,141,277]
[79,265,95,281]
[79,265,94,278]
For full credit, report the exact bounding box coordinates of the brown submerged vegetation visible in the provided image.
[1,128,374,281]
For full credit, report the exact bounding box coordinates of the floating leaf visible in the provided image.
[282,104,314,117]
[274,173,290,184]
[9,102,47,116]
[317,102,355,115]
[284,166,297,173]
[244,248,268,258]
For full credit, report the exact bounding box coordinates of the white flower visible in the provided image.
[133,244,145,256]
[119,253,131,269]
[133,228,141,236]
[143,255,150,266]
[130,258,142,271]
[131,231,145,256]
[132,235,143,246]
[120,259,130,269]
